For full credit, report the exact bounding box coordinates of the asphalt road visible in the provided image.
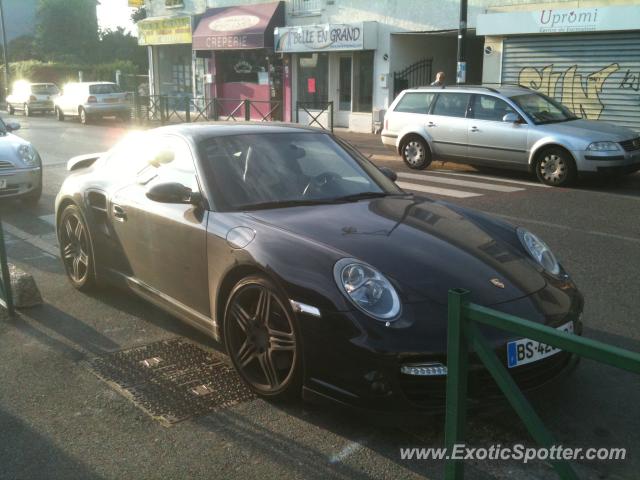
[0,115,639,480]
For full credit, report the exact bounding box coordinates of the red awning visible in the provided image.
[192,1,284,50]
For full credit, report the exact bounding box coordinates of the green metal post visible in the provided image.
[465,321,578,479]
[444,288,470,480]
[244,100,250,121]
[0,216,14,317]
[185,96,190,123]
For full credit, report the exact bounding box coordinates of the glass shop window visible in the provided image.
[296,52,328,104]
[352,51,374,113]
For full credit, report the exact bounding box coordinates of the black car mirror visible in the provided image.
[502,113,519,123]
[146,182,200,205]
[5,122,20,132]
[379,166,398,182]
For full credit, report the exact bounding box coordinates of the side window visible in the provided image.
[471,95,517,122]
[393,92,435,114]
[156,137,199,191]
[103,132,153,179]
[431,93,471,118]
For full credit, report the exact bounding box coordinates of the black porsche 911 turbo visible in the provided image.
[55,123,583,412]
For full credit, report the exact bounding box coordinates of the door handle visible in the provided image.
[427,121,436,127]
[470,126,480,132]
[112,204,127,221]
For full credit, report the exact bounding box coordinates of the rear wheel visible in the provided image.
[401,135,432,170]
[58,205,96,291]
[224,275,301,400]
[7,104,14,115]
[535,148,577,187]
[24,103,31,117]
[56,107,65,121]
[79,107,89,125]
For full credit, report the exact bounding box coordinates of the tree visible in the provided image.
[131,7,146,23]
[7,35,38,62]
[98,28,147,72]
[35,0,99,63]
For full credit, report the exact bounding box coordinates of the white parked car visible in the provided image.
[6,82,59,116]
[0,117,42,205]
[54,82,131,125]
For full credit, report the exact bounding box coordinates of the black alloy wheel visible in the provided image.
[58,205,95,291]
[224,276,301,399]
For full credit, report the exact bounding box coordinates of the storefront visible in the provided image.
[275,22,378,131]
[138,16,194,100]
[478,4,640,132]
[192,1,286,121]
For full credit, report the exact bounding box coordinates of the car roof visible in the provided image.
[401,85,534,97]
[67,82,116,86]
[151,122,327,142]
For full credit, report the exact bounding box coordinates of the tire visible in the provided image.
[535,147,577,187]
[224,275,302,400]
[21,185,42,207]
[24,103,31,117]
[401,135,432,170]
[57,205,96,291]
[79,107,89,125]
[56,107,65,121]
[7,104,14,115]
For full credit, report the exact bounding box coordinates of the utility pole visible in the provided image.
[0,0,9,100]
[456,0,467,84]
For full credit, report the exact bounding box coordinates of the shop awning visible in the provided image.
[192,1,284,50]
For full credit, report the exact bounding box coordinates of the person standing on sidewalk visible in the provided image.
[430,71,446,87]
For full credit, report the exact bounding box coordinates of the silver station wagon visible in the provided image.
[381,85,640,186]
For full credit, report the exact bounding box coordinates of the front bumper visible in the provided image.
[574,148,640,174]
[297,281,584,414]
[0,167,42,198]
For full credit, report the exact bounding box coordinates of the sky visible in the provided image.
[97,0,137,34]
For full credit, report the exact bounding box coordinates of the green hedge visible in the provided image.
[5,60,139,88]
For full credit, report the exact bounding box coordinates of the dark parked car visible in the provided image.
[55,124,583,411]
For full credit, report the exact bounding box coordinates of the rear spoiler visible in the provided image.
[67,152,105,171]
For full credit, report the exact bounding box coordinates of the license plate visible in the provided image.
[104,97,118,103]
[0,180,7,189]
[507,321,573,368]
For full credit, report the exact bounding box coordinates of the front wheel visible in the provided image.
[224,275,302,400]
[535,148,577,187]
[58,205,96,291]
[24,103,31,117]
[56,107,65,121]
[7,104,14,115]
[401,136,432,170]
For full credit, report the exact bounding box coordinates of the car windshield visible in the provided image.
[89,84,121,94]
[509,93,579,125]
[198,132,403,211]
[32,84,59,95]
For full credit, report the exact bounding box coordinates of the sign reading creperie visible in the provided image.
[137,16,192,46]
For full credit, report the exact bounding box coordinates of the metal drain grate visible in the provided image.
[87,338,255,425]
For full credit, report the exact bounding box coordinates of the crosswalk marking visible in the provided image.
[397,172,525,193]
[396,181,482,198]
[429,169,550,188]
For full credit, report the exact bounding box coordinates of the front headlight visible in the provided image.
[334,258,401,321]
[517,228,561,276]
[586,141,621,152]
[18,144,39,167]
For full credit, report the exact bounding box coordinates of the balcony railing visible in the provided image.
[290,0,324,16]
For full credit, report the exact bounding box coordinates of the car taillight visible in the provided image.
[29,95,36,102]
[87,96,97,103]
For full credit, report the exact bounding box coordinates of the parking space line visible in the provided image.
[329,441,365,464]
[397,172,525,192]
[396,181,483,198]
[429,169,551,188]
[39,214,56,226]
[3,222,60,258]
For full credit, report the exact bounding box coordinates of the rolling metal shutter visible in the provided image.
[502,33,640,132]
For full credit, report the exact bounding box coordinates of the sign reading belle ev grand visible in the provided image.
[275,22,378,53]
[477,5,640,36]
[137,16,192,46]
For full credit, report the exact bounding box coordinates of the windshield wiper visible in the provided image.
[235,199,333,211]
[332,192,395,202]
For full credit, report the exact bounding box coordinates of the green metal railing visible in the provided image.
[0,216,14,317]
[444,288,640,480]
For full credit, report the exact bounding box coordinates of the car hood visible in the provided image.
[537,119,637,141]
[246,197,547,306]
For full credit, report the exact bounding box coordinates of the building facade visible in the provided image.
[139,0,640,132]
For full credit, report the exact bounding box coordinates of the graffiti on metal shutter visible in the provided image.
[518,63,619,120]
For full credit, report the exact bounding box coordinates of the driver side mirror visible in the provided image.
[379,166,398,182]
[5,122,20,132]
[146,182,201,205]
[502,113,520,123]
